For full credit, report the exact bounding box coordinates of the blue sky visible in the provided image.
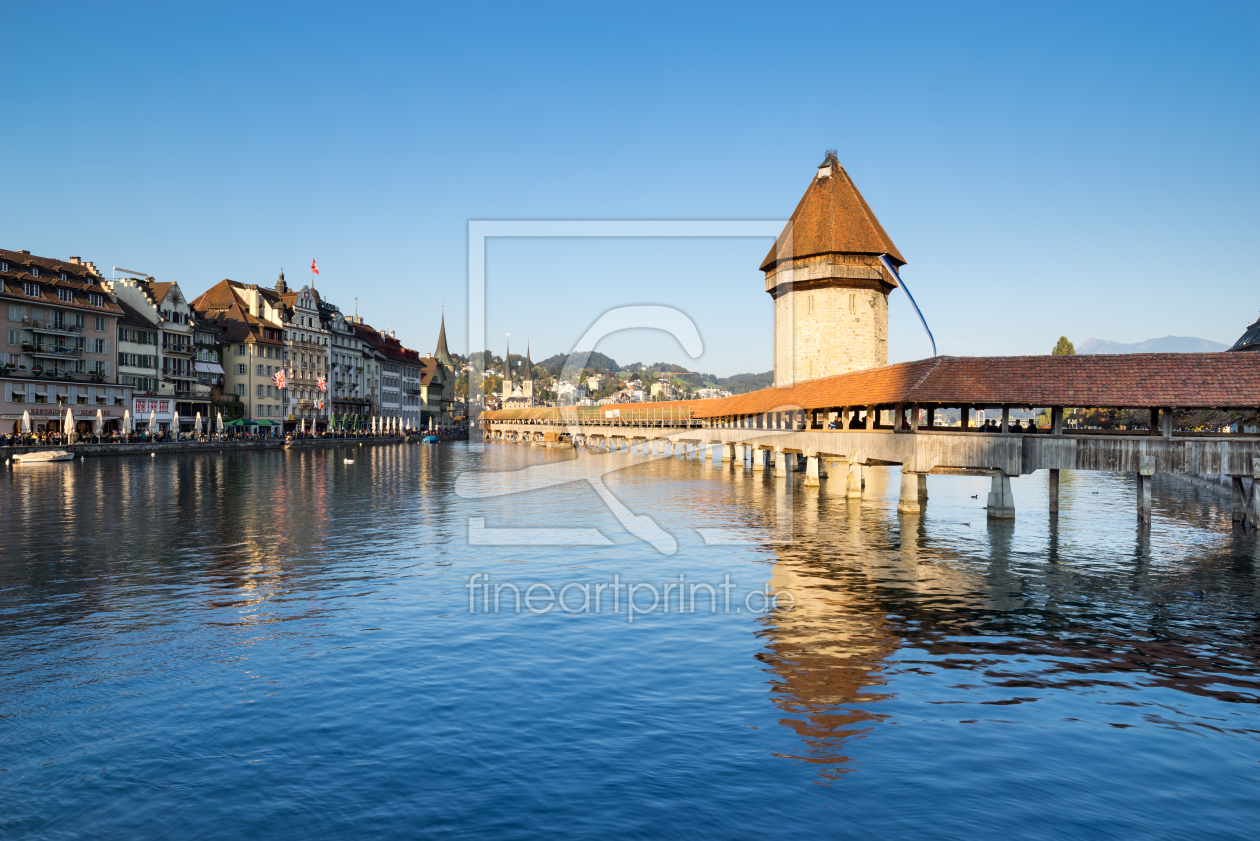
[3,1,1256,375]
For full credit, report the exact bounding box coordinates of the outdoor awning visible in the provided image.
[195,362,226,374]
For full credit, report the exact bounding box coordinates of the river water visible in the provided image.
[1,442,1257,839]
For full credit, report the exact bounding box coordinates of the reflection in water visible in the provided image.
[1,445,1257,839]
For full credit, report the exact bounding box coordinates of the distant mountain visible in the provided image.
[1077,335,1228,354]
[536,351,621,376]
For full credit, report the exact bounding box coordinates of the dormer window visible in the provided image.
[0,261,8,272]
[22,282,40,297]
[89,293,104,307]
[57,288,74,302]
[30,267,39,278]
[59,272,68,281]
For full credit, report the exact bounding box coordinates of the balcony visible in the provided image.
[30,319,82,336]
[27,345,83,359]
[162,343,194,355]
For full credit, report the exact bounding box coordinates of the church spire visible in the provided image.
[524,339,533,381]
[434,306,453,366]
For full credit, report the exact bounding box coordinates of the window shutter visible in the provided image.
[104,339,110,354]
[4,383,10,403]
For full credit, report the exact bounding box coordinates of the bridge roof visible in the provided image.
[696,354,1260,415]
[760,153,906,272]
[481,353,1260,423]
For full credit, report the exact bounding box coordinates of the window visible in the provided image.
[236,344,246,356]
[23,282,39,297]
[7,329,18,347]
[256,364,264,376]
[235,383,246,396]
[89,293,104,307]
[57,288,74,302]
[95,317,105,332]
[236,363,247,376]
[0,262,8,272]
[257,384,264,397]
[8,304,26,321]
[75,313,86,330]
[94,338,109,354]
[30,267,39,278]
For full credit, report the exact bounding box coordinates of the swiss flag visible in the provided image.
[311,258,319,275]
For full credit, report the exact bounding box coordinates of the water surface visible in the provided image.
[1,443,1257,839]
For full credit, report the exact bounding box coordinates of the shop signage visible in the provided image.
[134,398,173,419]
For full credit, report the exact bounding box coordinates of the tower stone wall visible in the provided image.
[762,154,904,389]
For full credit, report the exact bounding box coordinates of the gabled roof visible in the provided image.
[116,298,158,329]
[0,248,124,315]
[189,279,284,344]
[761,153,905,272]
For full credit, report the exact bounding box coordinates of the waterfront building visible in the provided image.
[193,318,236,422]
[417,313,457,426]
[190,279,288,431]
[761,151,905,387]
[323,303,371,427]
[106,274,206,431]
[378,329,423,428]
[113,299,165,431]
[273,272,331,431]
[0,250,134,434]
[349,319,386,419]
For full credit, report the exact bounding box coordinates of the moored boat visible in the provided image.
[13,450,74,463]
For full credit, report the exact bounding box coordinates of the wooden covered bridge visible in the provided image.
[480,352,1260,527]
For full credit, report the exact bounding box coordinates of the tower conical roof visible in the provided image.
[434,312,453,366]
[761,152,905,272]
[524,341,533,380]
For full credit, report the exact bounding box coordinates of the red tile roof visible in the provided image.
[483,353,1260,422]
[0,248,124,316]
[761,153,905,272]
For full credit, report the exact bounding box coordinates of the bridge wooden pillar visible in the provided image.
[897,469,921,514]
[925,407,935,429]
[1001,406,1010,434]
[1049,468,1060,513]
[1051,407,1064,435]
[866,406,875,431]
[1250,459,1260,531]
[961,406,970,430]
[1162,409,1173,438]
[1233,477,1249,527]
[987,472,1015,519]
[845,462,863,498]
[1138,456,1155,523]
[894,403,905,433]
[804,455,821,487]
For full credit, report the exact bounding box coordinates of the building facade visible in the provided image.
[0,250,134,433]
[191,279,288,431]
[324,302,371,426]
[275,273,331,431]
[761,152,905,387]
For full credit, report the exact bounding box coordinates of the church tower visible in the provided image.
[521,342,534,402]
[762,152,905,387]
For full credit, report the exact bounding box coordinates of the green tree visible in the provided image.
[1052,337,1076,356]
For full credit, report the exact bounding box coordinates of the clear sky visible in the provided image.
[4,1,1257,376]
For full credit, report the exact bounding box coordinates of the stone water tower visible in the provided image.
[762,152,906,387]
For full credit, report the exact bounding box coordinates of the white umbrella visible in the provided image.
[172,411,180,438]
[95,408,104,435]
[216,411,223,435]
[65,408,74,441]
[123,409,132,434]
[21,409,30,434]
[300,417,306,434]
[149,409,156,435]
[195,411,202,438]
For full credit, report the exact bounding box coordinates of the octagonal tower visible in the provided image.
[762,153,905,388]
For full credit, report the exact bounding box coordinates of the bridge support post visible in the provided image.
[1251,459,1260,531]
[817,458,828,478]
[774,450,788,478]
[1049,468,1060,513]
[804,456,821,487]
[722,443,734,463]
[897,470,922,514]
[987,472,1015,519]
[846,463,863,498]
[1139,456,1155,523]
[1232,477,1248,527]
[917,473,928,501]
[752,447,765,471]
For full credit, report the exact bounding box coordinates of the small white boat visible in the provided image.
[344,458,355,464]
[13,450,74,463]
